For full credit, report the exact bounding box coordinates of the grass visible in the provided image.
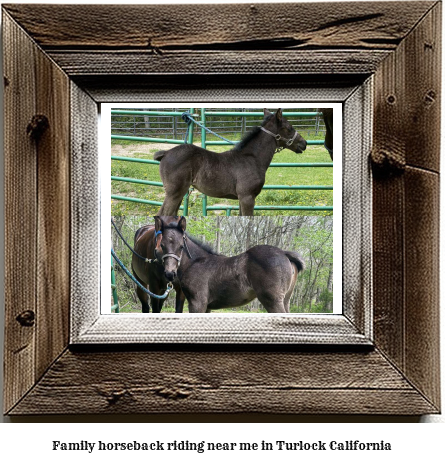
[113,296,315,314]
[111,131,333,217]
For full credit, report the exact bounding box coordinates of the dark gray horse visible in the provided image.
[319,108,333,160]
[154,109,307,216]
[154,216,305,313]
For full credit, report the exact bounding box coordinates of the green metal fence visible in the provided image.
[111,254,119,313]
[111,108,333,215]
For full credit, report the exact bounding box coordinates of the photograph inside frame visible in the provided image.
[107,105,337,315]
[110,215,333,314]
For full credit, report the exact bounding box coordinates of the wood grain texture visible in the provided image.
[404,2,441,172]
[82,76,361,104]
[372,2,441,411]
[3,2,435,50]
[70,83,99,339]
[2,2,441,416]
[47,50,390,76]
[74,315,369,346]
[3,12,38,414]
[372,1,441,172]
[342,81,373,336]
[35,39,71,381]
[8,349,437,415]
[372,174,405,368]
[404,168,440,408]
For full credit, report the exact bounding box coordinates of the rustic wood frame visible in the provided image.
[3,2,440,416]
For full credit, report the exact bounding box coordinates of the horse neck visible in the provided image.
[240,127,278,170]
[179,237,215,270]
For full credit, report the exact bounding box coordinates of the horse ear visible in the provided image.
[154,216,163,232]
[264,109,272,117]
[275,108,283,122]
[178,216,187,232]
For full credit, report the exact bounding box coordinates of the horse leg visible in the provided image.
[135,280,150,313]
[157,189,188,216]
[257,294,288,313]
[187,297,207,313]
[175,289,186,313]
[150,296,163,313]
[158,166,191,215]
[238,194,256,216]
[149,281,165,313]
[254,285,288,313]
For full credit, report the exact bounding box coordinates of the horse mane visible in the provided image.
[163,221,219,255]
[233,114,274,151]
[186,233,220,255]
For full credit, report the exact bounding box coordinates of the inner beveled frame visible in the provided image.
[71,81,372,345]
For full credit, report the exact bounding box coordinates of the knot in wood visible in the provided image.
[424,90,436,105]
[27,114,49,140]
[370,148,405,177]
[105,389,128,405]
[16,310,35,327]
[386,94,396,105]
[154,386,191,400]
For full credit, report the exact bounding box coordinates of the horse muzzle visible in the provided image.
[164,270,176,282]
[293,138,307,153]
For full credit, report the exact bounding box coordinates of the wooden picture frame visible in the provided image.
[3,2,440,416]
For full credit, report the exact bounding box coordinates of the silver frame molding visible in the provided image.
[70,83,373,346]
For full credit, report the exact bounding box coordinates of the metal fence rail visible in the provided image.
[111,255,119,313]
[111,108,326,139]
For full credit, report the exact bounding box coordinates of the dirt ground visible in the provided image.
[111,142,200,157]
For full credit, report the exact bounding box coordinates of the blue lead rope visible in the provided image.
[181,112,236,145]
[111,248,173,300]
[111,218,149,262]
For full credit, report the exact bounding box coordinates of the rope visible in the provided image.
[111,248,173,300]
[181,112,236,145]
[111,218,154,263]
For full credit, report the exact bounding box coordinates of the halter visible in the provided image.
[154,218,193,267]
[260,126,300,152]
[160,234,193,267]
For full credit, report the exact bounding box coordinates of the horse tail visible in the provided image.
[154,150,167,161]
[284,251,305,273]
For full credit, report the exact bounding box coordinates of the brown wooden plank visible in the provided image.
[47,50,390,76]
[9,349,437,415]
[3,2,435,50]
[404,168,440,409]
[371,3,441,410]
[371,2,440,174]
[3,2,441,418]
[372,39,406,368]
[3,12,38,414]
[404,2,441,172]
[372,176,405,368]
[35,45,71,379]
[372,13,407,368]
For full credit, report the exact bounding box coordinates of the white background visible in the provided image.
[0,0,444,461]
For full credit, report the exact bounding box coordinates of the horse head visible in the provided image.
[263,109,307,154]
[154,215,188,282]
